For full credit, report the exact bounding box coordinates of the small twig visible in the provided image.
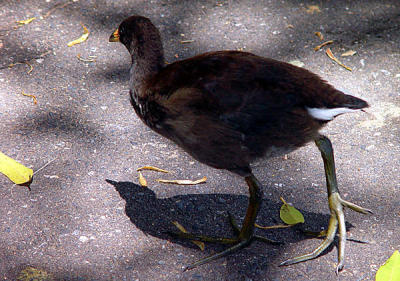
[20,91,38,104]
[314,40,334,51]
[180,40,195,44]
[11,157,58,193]
[43,1,74,19]
[326,47,352,71]
[33,157,58,176]
[255,223,293,230]
[25,61,33,74]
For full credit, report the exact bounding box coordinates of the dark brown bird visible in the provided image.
[109,15,371,272]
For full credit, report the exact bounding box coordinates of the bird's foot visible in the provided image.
[279,192,372,274]
[169,213,281,270]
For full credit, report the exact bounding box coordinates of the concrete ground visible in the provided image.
[0,0,399,280]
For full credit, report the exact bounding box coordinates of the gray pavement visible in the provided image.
[0,0,399,280]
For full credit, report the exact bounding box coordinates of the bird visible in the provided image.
[109,15,372,273]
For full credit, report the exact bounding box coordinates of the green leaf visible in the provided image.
[279,197,305,225]
[376,250,400,281]
[0,151,33,186]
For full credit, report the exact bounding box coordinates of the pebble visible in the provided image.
[79,236,89,243]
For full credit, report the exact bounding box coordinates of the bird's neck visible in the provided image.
[129,42,165,97]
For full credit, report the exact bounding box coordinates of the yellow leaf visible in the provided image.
[0,151,33,186]
[376,250,400,281]
[279,197,304,225]
[172,221,205,251]
[157,176,207,185]
[314,31,324,41]
[67,24,89,47]
[326,48,352,71]
[21,91,38,104]
[137,166,170,173]
[16,17,36,25]
[17,266,53,281]
[306,5,321,14]
[341,50,357,57]
[138,171,147,187]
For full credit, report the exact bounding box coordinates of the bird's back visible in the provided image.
[135,51,367,174]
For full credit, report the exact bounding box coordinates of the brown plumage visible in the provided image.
[109,15,371,272]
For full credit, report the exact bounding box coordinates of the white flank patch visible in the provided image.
[306,107,358,121]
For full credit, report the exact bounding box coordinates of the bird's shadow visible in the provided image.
[105,179,356,260]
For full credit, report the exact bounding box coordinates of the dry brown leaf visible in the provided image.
[341,50,357,57]
[287,24,294,29]
[326,48,352,71]
[137,166,170,173]
[314,31,324,41]
[21,91,37,104]
[67,24,89,47]
[314,40,334,51]
[138,171,147,187]
[306,5,321,14]
[157,176,207,185]
[8,61,33,74]
[172,221,205,251]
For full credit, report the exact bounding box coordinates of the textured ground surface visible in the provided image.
[0,0,399,280]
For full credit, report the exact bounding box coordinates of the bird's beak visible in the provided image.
[109,28,120,42]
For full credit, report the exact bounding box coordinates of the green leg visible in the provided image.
[171,173,278,270]
[280,135,372,273]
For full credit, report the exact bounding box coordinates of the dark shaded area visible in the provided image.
[105,179,350,256]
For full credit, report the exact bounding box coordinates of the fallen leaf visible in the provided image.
[0,151,33,186]
[137,166,170,173]
[314,40,334,51]
[16,17,36,25]
[279,197,304,225]
[314,31,324,40]
[287,24,294,29]
[306,5,321,14]
[138,171,147,187]
[172,221,205,251]
[157,176,207,185]
[17,266,53,281]
[67,24,89,47]
[21,91,37,104]
[375,250,400,281]
[341,50,357,57]
[326,48,352,71]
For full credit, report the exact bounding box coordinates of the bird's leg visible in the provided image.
[171,173,279,270]
[280,135,372,273]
